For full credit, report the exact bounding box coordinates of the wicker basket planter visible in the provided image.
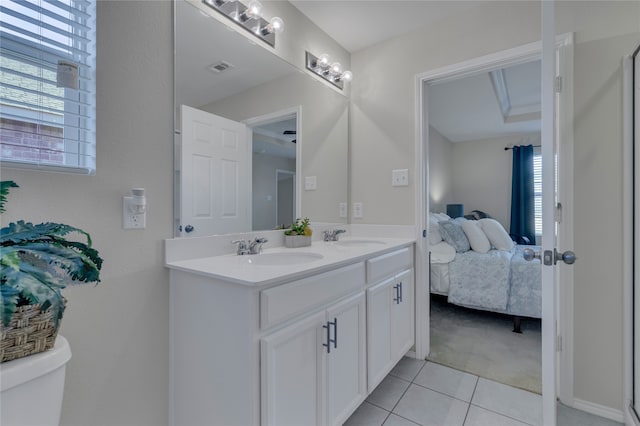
[0,299,65,363]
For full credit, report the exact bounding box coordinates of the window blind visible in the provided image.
[533,152,542,235]
[0,0,96,174]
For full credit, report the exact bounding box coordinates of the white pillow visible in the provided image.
[428,215,443,245]
[478,218,514,251]
[460,220,491,253]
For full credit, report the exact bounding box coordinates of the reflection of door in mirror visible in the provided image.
[276,170,295,228]
[180,105,250,237]
[250,114,298,231]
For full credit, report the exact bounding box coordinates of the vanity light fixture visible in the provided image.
[202,0,283,47]
[305,51,353,90]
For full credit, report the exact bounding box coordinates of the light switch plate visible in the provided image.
[353,202,363,219]
[305,176,317,190]
[392,169,409,187]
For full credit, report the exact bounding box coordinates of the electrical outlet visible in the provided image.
[339,202,348,218]
[392,169,409,187]
[123,196,146,229]
[353,202,363,219]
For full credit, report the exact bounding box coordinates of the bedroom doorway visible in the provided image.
[415,30,574,426]
[426,56,544,394]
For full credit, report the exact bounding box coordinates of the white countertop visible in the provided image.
[165,237,415,286]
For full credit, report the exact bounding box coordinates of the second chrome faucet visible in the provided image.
[232,237,268,255]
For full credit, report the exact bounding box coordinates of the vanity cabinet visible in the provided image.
[168,241,414,426]
[365,249,415,392]
[261,292,366,426]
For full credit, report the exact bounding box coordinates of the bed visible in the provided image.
[429,213,542,332]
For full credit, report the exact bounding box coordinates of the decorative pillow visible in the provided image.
[438,219,470,253]
[461,220,491,253]
[428,215,443,245]
[478,218,514,251]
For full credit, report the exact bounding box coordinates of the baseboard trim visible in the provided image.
[571,398,625,423]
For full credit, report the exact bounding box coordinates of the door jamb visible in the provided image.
[414,34,574,400]
[244,106,302,221]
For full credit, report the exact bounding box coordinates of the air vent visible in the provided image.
[208,61,234,74]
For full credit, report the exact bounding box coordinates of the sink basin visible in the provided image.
[333,239,387,247]
[238,252,324,266]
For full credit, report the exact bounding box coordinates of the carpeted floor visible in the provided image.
[428,295,542,394]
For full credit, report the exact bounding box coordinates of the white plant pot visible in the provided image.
[284,235,311,248]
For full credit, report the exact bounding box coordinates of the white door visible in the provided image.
[540,4,577,425]
[261,311,325,426]
[325,293,367,426]
[180,105,250,236]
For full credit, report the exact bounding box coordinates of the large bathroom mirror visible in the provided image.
[174,0,349,237]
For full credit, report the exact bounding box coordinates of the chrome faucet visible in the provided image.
[232,237,268,255]
[248,237,268,254]
[231,239,250,255]
[323,229,346,242]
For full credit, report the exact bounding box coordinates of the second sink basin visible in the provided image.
[240,252,324,266]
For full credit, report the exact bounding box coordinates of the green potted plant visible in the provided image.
[283,217,313,248]
[0,181,103,362]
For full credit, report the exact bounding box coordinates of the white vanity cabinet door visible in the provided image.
[261,311,325,426]
[261,292,367,426]
[325,293,367,426]
[366,269,415,392]
[391,269,414,362]
[366,276,395,392]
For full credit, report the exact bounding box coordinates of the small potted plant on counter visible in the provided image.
[0,181,103,362]
[284,217,312,248]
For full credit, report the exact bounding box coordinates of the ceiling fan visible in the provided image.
[283,130,296,143]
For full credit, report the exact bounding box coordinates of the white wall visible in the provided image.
[351,0,639,414]
[428,126,453,213]
[1,2,173,425]
[451,133,540,230]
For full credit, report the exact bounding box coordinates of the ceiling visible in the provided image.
[428,60,541,142]
[253,118,297,159]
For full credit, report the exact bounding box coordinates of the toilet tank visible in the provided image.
[0,335,71,426]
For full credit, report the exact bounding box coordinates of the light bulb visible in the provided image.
[270,16,284,33]
[330,62,342,75]
[340,70,353,82]
[245,0,262,18]
[318,54,330,67]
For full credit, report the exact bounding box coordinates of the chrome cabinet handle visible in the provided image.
[322,318,337,353]
[393,283,401,304]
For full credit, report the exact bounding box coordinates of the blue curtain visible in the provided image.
[510,145,535,244]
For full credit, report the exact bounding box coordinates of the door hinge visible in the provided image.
[557,335,563,352]
[555,76,563,93]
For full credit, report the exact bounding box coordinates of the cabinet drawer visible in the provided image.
[366,247,412,284]
[260,262,365,329]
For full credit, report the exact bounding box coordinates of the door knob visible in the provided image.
[184,225,194,233]
[523,248,540,262]
[556,250,576,265]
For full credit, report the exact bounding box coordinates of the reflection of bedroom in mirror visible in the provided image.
[427,58,543,394]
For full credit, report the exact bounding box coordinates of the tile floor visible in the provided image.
[343,357,623,426]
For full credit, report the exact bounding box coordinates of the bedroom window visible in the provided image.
[0,0,96,174]
[533,152,542,235]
